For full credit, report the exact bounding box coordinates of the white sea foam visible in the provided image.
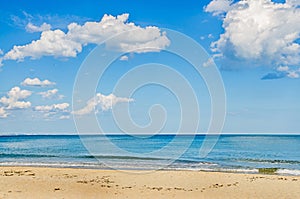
[0,161,106,169]
[276,169,300,176]
[199,168,258,174]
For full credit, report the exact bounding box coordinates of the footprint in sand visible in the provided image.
[151,187,163,191]
[121,186,132,189]
[210,183,224,188]
[77,180,88,184]
[54,188,61,191]
[3,170,35,177]
[278,177,288,181]
[4,172,14,176]
[174,187,184,191]
[233,182,239,186]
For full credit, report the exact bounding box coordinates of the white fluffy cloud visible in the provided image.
[21,78,55,87]
[206,0,300,78]
[68,14,170,53]
[34,103,70,119]
[277,65,300,78]
[120,55,129,61]
[0,87,32,109]
[0,107,8,118]
[4,29,82,60]
[26,22,51,33]
[73,93,134,115]
[203,57,214,67]
[2,14,170,63]
[34,103,69,112]
[286,0,300,6]
[205,0,233,16]
[287,70,299,78]
[38,89,63,99]
[262,65,300,80]
[277,66,289,72]
[59,115,70,120]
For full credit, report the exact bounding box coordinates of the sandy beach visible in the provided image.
[0,167,299,198]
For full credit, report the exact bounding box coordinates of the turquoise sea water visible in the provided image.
[0,135,299,175]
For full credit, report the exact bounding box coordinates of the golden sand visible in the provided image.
[0,167,299,198]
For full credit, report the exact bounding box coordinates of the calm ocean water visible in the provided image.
[0,135,299,175]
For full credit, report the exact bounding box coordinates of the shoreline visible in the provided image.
[0,166,299,198]
[0,164,299,176]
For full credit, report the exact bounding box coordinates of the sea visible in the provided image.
[0,134,299,175]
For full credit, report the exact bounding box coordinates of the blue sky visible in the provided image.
[0,0,299,134]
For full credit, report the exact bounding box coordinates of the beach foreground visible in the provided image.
[0,167,299,199]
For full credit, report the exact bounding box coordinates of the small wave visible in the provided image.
[234,158,300,165]
[85,155,167,161]
[0,161,106,169]
[199,167,258,174]
[0,153,59,158]
[174,159,217,165]
[0,153,167,161]
[276,169,300,176]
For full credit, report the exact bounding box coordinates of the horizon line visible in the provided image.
[1,133,300,136]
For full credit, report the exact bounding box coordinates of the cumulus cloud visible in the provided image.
[73,93,134,115]
[34,103,70,119]
[206,0,300,78]
[205,0,233,16]
[34,103,69,112]
[286,0,300,7]
[276,65,300,78]
[120,55,129,61]
[208,34,214,39]
[2,14,170,63]
[261,66,300,80]
[59,115,70,120]
[203,57,214,67]
[21,77,55,87]
[200,34,214,40]
[287,71,299,78]
[277,65,289,72]
[0,87,32,109]
[4,30,82,61]
[26,22,51,33]
[0,107,8,118]
[38,89,63,99]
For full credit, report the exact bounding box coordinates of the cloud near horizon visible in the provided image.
[0,107,8,118]
[1,14,170,65]
[0,87,32,110]
[21,78,55,87]
[34,103,70,112]
[73,93,134,115]
[205,0,300,79]
[38,89,64,99]
[34,103,70,119]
